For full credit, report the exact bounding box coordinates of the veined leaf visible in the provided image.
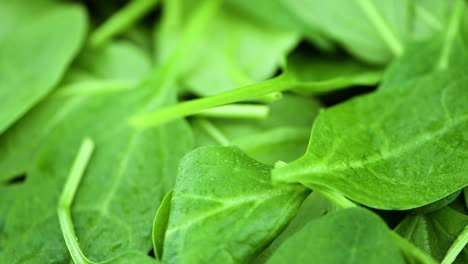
[0,40,152,183]
[0,4,87,134]
[162,147,309,263]
[266,208,405,263]
[273,70,468,209]
[395,206,468,263]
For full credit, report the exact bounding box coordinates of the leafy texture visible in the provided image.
[192,94,321,164]
[273,70,468,209]
[266,208,405,263]
[155,0,298,96]
[0,39,193,262]
[0,4,87,134]
[396,206,468,263]
[162,147,309,263]
[254,191,336,263]
[285,50,383,94]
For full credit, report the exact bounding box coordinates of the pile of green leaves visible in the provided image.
[1,0,467,263]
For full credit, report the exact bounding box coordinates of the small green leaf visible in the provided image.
[162,146,309,263]
[0,4,87,134]
[273,70,468,209]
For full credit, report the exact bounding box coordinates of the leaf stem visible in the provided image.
[310,184,358,209]
[90,0,160,46]
[192,118,230,146]
[142,0,221,110]
[357,0,404,56]
[441,224,468,264]
[58,138,95,264]
[437,0,465,70]
[197,104,270,120]
[131,74,293,129]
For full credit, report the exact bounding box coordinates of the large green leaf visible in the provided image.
[0,4,87,134]
[162,147,309,263]
[266,208,405,263]
[154,0,298,96]
[0,40,152,183]
[273,70,468,209]
[395,206,468,263]
[230,0,407,63]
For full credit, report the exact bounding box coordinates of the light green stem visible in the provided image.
[437,0,465,70]
[58,138,95,264]
[358,0,404,56]
[192,118,230,146]
[441,225,468,264]
[143,0,221,110]
[310,184,357,209]
[90,0,160,46]
[197,104,270,119]
[131,74,293,129]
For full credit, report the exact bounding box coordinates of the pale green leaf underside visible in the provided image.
[273,70,468,209]
[163,147,308,264]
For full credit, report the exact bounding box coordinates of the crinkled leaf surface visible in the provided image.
[273,70,468,209]
[0,4,87,134]
[395,206,468,263]
[266,208,405,264]
[155,0,298,96]
[162,147,309,263]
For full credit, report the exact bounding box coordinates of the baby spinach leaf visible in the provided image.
[273,70,468,209]
[155,0,298,96]
[70,40,152,82]
[271,0,410,64]
[55,138,159,264]
[162,146,309,264]
[0,85,193,263]
[0,4,87,134]
[382,0,467,89]
[224,0,334,50]
[266,207,405,264]
[0,40,151,183]
[395,206,468,263]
